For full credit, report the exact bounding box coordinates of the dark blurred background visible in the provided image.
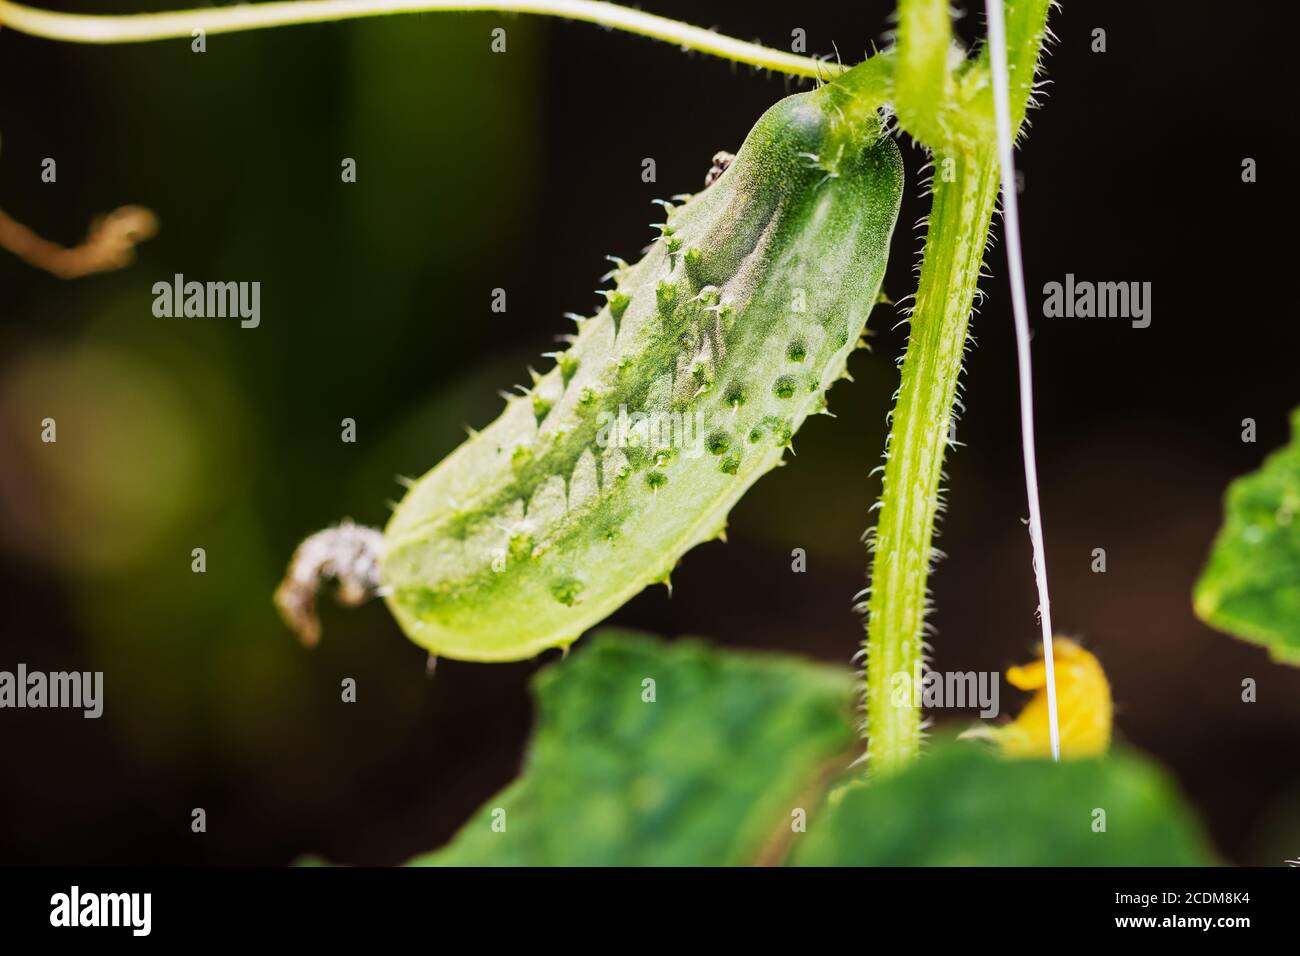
[0,1,1294,865]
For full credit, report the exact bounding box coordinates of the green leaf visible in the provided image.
[790,743,1215,866]
[408,630,857,866]
[1194,408,1300,666]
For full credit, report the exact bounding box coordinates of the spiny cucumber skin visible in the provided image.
[382,85,904,662]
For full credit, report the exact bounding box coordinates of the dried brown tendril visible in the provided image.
[0,204,159,278]
[274,521,384,648]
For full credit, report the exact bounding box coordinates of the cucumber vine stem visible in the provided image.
[863,145,999,774]
[0,0,840,78]
[858,0,1051,773]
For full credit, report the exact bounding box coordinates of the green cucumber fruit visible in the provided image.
[382,83,904,661]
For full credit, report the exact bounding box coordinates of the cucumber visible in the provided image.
[380,83,904,661]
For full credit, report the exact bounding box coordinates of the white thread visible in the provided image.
[983,0,1060,761]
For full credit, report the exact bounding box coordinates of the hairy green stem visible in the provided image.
[864,146,999,775]
[893,0,954,148]
[862,0,1050,774]
[0,0,840,77]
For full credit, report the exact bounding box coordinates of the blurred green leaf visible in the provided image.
[1195,407,1300,666]
[409,630,857,865]
[791,743,1215,866]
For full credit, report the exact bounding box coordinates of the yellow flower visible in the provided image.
[965,638,1112,759]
